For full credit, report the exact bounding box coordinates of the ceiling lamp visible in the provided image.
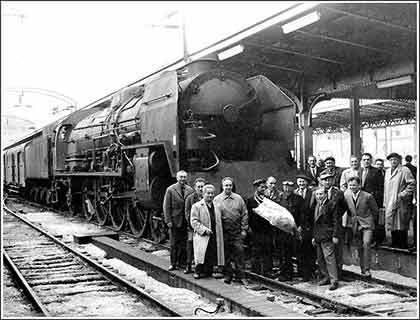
[218,44,244,61]
[376,75,413,88]
[281,11,321,34]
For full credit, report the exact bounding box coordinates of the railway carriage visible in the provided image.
[3,58,299,242]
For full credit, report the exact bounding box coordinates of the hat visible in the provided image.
[319,172,334,180]
[296,174,312,182]
[253,178,266,187]
[387,152,402,160]
[282,180,294,186]
[324,156,336,163]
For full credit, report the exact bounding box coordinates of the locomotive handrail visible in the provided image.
[143,92,173,105]
[201,150,220,171]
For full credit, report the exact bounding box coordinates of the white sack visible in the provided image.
[193,233,209,264]
[254,198,296,234]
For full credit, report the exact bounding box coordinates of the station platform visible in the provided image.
[92,236,305,317]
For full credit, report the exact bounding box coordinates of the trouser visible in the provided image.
[354,228,373,272]
[251,231,273,275]
[169,226,187,267]
[315,240,338,283]
[195,234,216,276]
[224,236,245,280]
[391,230,408,249]
[277,231,294,278]
[334,231,344,278]
[374,225,386,245]
[412,206,417,247]
[186,230,193,266]
[298,235,316,279]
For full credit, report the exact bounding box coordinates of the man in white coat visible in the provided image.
[383,153,416,248]
[190,184,225,279]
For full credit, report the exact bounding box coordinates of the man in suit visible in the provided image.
[294,174,316,281]
[321,156,344,188]
[374,158,386,246]
[276,180,304,281]
[184,177,206,274]
[312,186,340,290]
[344,176,378,278]
[305,155,321,186]
[163,170,194,271]
[246,179,273,277]
[319,172,348,279]
[340,155,362,192]
[190,184,225,279]
[264,176,281,203]
[404,155,417,178]
[214,177,249,285]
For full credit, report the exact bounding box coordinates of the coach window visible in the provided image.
[11,153,16,183]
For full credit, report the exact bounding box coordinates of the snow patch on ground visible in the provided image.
[83,244,244,317]
[343,264,417,288]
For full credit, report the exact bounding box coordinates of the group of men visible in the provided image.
[162,151,416,291]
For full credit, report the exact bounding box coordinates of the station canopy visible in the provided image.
[185,2,417,131]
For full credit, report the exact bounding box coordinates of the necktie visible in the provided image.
[311,167,316,178]
[362,168,368,186]
[181,186,185,198]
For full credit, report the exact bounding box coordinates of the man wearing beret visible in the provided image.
[383,152,416,248]
[294,174,316,281]
[321,156,344,188]
[246,179,273,277]
[319,172,348,279]
[276,180,304,281]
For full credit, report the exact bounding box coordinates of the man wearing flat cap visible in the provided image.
[294,173,316,281]
[246,179,273,276]
[383,152,416,248]
[276,180,304,281]
[321,156,344,188]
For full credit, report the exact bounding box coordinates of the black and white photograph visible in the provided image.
[1,1,418,317]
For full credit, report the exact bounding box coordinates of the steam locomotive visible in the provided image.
[3,58,298,242]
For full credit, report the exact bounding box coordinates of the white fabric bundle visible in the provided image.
[254,197,297,234]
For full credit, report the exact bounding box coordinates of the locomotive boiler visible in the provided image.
[4,58,298,242]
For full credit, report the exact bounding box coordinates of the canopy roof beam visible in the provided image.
[324,7,416,33]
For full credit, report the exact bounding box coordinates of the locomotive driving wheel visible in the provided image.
[149,209,168,243]
[81,180,97,222]
[109,198,128,231]
[95,180,111,226]
[127,203,148,238]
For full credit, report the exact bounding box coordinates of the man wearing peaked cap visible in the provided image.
[246,178,273,276]
[320,172,334,180]
[253,178,266,187]
[282,180,295,186]
[320,157,343,188]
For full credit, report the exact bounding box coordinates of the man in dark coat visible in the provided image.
[404,155,417,178]
[321,156,344,188]
[312,186,340,290]
[374,158,386,246]
[246,179,273,276]
[184,177,206,274]
[294,174,316,281]
[360,153,382,205]
[319,172,348,280]
[305,155,321,186]
[163,170,194,270]
[276,180,304,281]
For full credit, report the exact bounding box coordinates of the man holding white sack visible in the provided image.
[246,178,273,276]
[214,177,249,285]
[190,184,225,279]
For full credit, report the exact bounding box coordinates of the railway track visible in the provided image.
[2,206,180,317]
[5,196,418,317]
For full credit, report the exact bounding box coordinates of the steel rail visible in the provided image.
[3,206,182,317]
[2,250,51,317]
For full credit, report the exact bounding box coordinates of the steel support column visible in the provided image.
[350,98,361,158]
[299,110,313,170]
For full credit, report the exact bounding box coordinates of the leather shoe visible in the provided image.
[168,265,177,271]
[275,274,292,282]
[184,266,192,274]
[328,281,339,290]
[213,272,224,279]
[193,273,201,279]
[224,277,232,284]
[318,278,330,286]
